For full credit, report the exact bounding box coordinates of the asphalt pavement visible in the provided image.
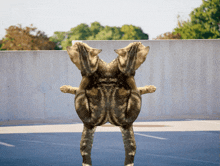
[0,120,219,166]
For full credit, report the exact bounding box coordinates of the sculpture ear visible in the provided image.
[66,45,81,70]
[90,48,102,57]
[115,43,138,76]
[114,48,126,56]
[78,44,101,76]
[135,46,150,70]
[114,48,128,67]
[87,48,101,71]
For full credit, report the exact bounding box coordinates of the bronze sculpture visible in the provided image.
[60,42,156,166]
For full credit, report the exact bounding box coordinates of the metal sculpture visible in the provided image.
[60,42,156,166]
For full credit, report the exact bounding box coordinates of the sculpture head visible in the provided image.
[66,42,102,76]
[114,42,150,75]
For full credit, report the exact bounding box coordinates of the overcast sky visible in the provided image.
[0,0,202,40]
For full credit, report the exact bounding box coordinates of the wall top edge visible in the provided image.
[72,39,220,41]
[0,50,67,52]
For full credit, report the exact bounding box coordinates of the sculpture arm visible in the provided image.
[60,76,90,95]
[60,85,79,94]
[126,76,156,95]
[126,76,138,91]
[137,85,156,95]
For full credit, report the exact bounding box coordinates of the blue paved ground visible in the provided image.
[0,131,219,166]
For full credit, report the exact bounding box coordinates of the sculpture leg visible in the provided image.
[125,90,141,124]
[75,89,106,126]
[110,89,141,126]
[80,124,96,166]
[120,124,136,166]
[75,90,92,124]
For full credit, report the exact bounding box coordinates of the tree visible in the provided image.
[61,23,92,49]
[89,21,104,38]
[53,22,149,50]
[1,24,56,50]
[0,40,3,50]
[69,23,91,40]
[94,26,123,40]
[154,32,181,40]
[49,31,66,50]
[121,25,148,40]
[173,0,220,39]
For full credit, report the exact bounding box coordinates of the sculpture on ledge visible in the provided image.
[60,42,156,166]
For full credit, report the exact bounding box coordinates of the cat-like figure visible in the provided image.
[60,42,156,166]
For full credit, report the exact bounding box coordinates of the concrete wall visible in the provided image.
[0,40,220,125]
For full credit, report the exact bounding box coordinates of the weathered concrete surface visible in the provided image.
[0,40,220,125]
[0,50,81,124]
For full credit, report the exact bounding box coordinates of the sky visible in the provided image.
[0,0,203,40]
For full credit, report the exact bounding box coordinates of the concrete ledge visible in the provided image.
[0,119,81,126]
[0,114,219,126]
[0,120,219,134]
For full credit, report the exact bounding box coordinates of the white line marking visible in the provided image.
[186,119,220,125]
[0,141,15,147]
[146,153,220,165]
[20,140,74,147]
[196,120,220,125]
[134,133,167,140]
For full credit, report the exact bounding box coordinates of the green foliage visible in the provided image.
[121,25,148,40]
[69,23,92,40]
[51,22,149,50]
[0,40,2,50]
[94,26,123,40]
[173,0,220,39]
[49,31,66,50]
[60,23,91,50]
[90,21,104,38]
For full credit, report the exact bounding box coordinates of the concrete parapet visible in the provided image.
[0,40,220,125]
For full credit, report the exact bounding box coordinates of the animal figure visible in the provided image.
[60,42,156,166]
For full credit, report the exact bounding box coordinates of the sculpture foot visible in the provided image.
[126,164,134,166]
[82,163,91,166]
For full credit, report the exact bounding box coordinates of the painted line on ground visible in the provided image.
[0,141,15,147]
[185,119,220,125]
[20,140,75,147]
[196,120,220,125]
[134,133,167,140]
[19,140,100,150]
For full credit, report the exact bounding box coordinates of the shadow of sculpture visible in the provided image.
[60,42,156,166]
